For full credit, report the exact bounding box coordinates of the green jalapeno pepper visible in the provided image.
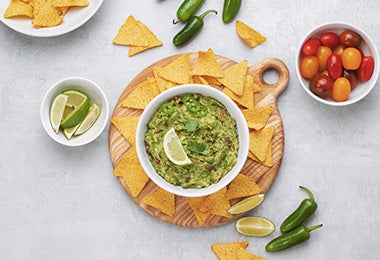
[173,9,217,47]
[173,0,205,24]
[280,186,318,233]
[222,0,242,23]
[266,224,323,252]
[160,103,174,115]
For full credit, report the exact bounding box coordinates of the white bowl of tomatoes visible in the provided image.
[296,22,379,106]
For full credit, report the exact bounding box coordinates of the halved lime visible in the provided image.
[74,103,100,136]
[60,90,91,128]
[228,194,265,214]
[50,93,68,133]
[235,216,276,237]
[163,127,192,165]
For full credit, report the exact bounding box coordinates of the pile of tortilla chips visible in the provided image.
[3,0,89,28]
[211,241,267,260]
[236,20,267,48]
[112,49,278,225]
[113,15,162,56]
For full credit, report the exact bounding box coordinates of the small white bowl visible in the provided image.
[296,22,379,106]
[136,84,249,197]
[40,77,109,146]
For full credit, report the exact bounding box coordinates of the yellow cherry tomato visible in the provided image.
[332,77,351,102]
[300,56,319,79]
[316,46,332,71]
[341,47,362,70]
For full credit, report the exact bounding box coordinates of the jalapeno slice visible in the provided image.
[160,103,174,115]
[192,104,208,117]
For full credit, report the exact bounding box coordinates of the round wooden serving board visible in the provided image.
[109,53,289,228]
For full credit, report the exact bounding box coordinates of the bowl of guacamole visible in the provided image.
[136,84,249,197]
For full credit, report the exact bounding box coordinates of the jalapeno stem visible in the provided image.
[299,185,315,201]
[308,223,323,232]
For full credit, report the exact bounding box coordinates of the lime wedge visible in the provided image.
[228,194,265,214]
[60,90,91,128]
[235,216,276,237]
[50,93,68,133]
[74,103,100,136]
[63,124,80,140]
[163,127,192,165]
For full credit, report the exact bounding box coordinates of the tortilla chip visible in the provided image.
[199,187,232,218]
[219,60,248,96]
[211,241,249,260]
[226,174,261,200]
[142,188,175,217]
[202,75,222,86]
[187,197,211,225]
[113,147,140,177]
[249,126,275,162]
[121,77,160,109]
[223,74,256,109]
[58,6,70,15]
[111,116,140,146]
[113,16,150,47]
[242,106,274,130]
[192,49,224,78]
[32,2,63,28]
[50,0,89,7]
[236,248,267,260]
[128,21,163,56]
[192,75,210,86]
[248,143,273,167]
[3,0,33,18]
[155,53,192,84]
[120,163,149,197]
[153,67,178,92]
[236,20,266,48]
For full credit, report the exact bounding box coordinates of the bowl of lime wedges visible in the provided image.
[40,77,109,146]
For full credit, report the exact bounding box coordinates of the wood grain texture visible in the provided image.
[108,53,289,228]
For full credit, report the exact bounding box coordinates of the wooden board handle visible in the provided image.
[250,58,289,98]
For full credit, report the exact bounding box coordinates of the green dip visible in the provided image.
[144,93,239,189]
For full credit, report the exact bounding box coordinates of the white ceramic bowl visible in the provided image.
[136,84,249,197]
[40,77,109,146]
[296,22,379,106]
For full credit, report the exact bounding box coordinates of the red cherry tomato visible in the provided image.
[340,30,361,47]
[309,74,333,98]
[344,70,359,90]
[302,38,321,56]
[341,47,362,70]
[316,46,332,71]
[300,56,319,79]
[320,32,340,49]
[332,77,351,102]
[327,54,343,80]
[358,56,375,81]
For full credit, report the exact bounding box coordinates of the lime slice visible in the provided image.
[50,93,68,133]
[235,216,276,237]
[63,124,80,140]
[60,90,91,129]
[228,194,265,214]
[163,127,192,165]
[74,103,100,136]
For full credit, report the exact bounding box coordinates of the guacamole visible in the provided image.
[144,93,239,189]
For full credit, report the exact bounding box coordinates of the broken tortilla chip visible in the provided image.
[111,116,140,146]
[226,174,261,200]
[211,241,249,260]
[121,77,160,109]
[219,60,248,96]
[242,106,274,130]
[249,126,275,162]
[236,20,266,48]
[192,49,224,78]
[142,188,175,217]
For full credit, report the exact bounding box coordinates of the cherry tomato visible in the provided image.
[327,54,343,80]
[332,77,351,102]
[309,74,333,98]
[340,30,361,47]
[333,45,345,56]
[320,32,340,48]
[302,38,321,56]
[358,56,375,81]
[300,56,319,79]
[316,46,332,71]
[344,70,359,90]
[341,47,362,70]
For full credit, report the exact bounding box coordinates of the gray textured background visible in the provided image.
[0,0,379,259]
